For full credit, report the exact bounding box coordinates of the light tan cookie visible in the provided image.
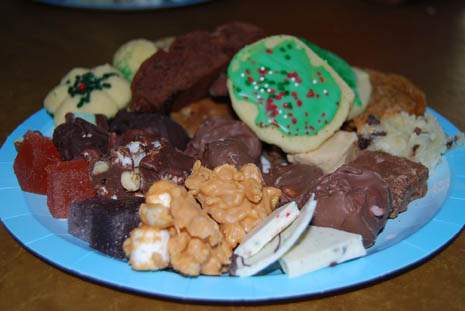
[227,35,354,154]
[358,112,447,170]
[44,64,131,125]
[288,131,358,174]
[113,37,174,82]
[347,67,372,120]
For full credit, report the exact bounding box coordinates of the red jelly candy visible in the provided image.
[46,160,96,218]
[13,131,62,194]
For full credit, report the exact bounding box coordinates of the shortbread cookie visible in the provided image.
[227,35,354,153]
[113,39,158,81]
[44,64,131,125]
[288,130,358,173]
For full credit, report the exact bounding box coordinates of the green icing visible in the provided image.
[66,72,117,108]
[116,61,133,81]
[228,38,341,137]
[301,38,361,107]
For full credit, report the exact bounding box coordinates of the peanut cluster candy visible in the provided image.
[185,161,281,248]
[124,180,231,275]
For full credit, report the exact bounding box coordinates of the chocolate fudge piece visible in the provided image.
[139,139,195,192]
[89,197,143,259]
[68,196,143,248]
[264,163,323,208]
[313,165,392,247]
[130,22,264,113]
[350,151,428,218]
[110,110,189,150]
[201,139,256,169]
[53,113,109,161]
[185,117,262,168]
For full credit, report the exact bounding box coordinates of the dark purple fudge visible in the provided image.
[68,196,143,259]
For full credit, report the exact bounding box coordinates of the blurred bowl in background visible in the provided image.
[34,0,211,10]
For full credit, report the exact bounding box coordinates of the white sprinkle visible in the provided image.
[283,114,288,119]
[260,76,265,81]
[323,89,328,95]
[111,194,118,200]
[241,73,245,77]
[264,84,269,88]
[294,83,299,87]
[260,89,265,93]
[313,79,318,84]
[267,88,272,93]
[260,66,265,71]
[254,86,259,90]
[152,140,161,149]
[252,81,257,85]
[257,95,262,99]
[127,141,142,154]
[269,70,273,74]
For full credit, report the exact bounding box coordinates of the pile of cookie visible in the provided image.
[13,22,463,278]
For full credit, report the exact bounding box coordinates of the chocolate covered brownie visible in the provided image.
[350,150,428,218]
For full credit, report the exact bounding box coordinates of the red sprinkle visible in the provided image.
[297,100,303,107]
[245,69,251,75]
[291,118,297,124]
[247,77,254,83]
[266,49,273,54]
[291,91,298,98]
[266,102,278,111]
[259,68,268,75]
[307,90,315,98]
[78,83,86,91]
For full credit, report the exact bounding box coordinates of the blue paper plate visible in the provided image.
[0,108,464,303]
[35,0,210,11]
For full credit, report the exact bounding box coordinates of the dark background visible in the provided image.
[0,0,464,310]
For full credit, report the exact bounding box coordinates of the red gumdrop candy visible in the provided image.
[45,160,96,218]
[13,131,62,194]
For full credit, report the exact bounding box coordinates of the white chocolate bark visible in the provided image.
[280,226,366,278]
[234,201,300,259]
[230,195,317,277]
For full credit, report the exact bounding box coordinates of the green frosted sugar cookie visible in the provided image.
[227,35,354,154]
[113,39,157,82]
[301,38,368,119]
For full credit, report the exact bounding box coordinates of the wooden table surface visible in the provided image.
[1,0,464,310]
